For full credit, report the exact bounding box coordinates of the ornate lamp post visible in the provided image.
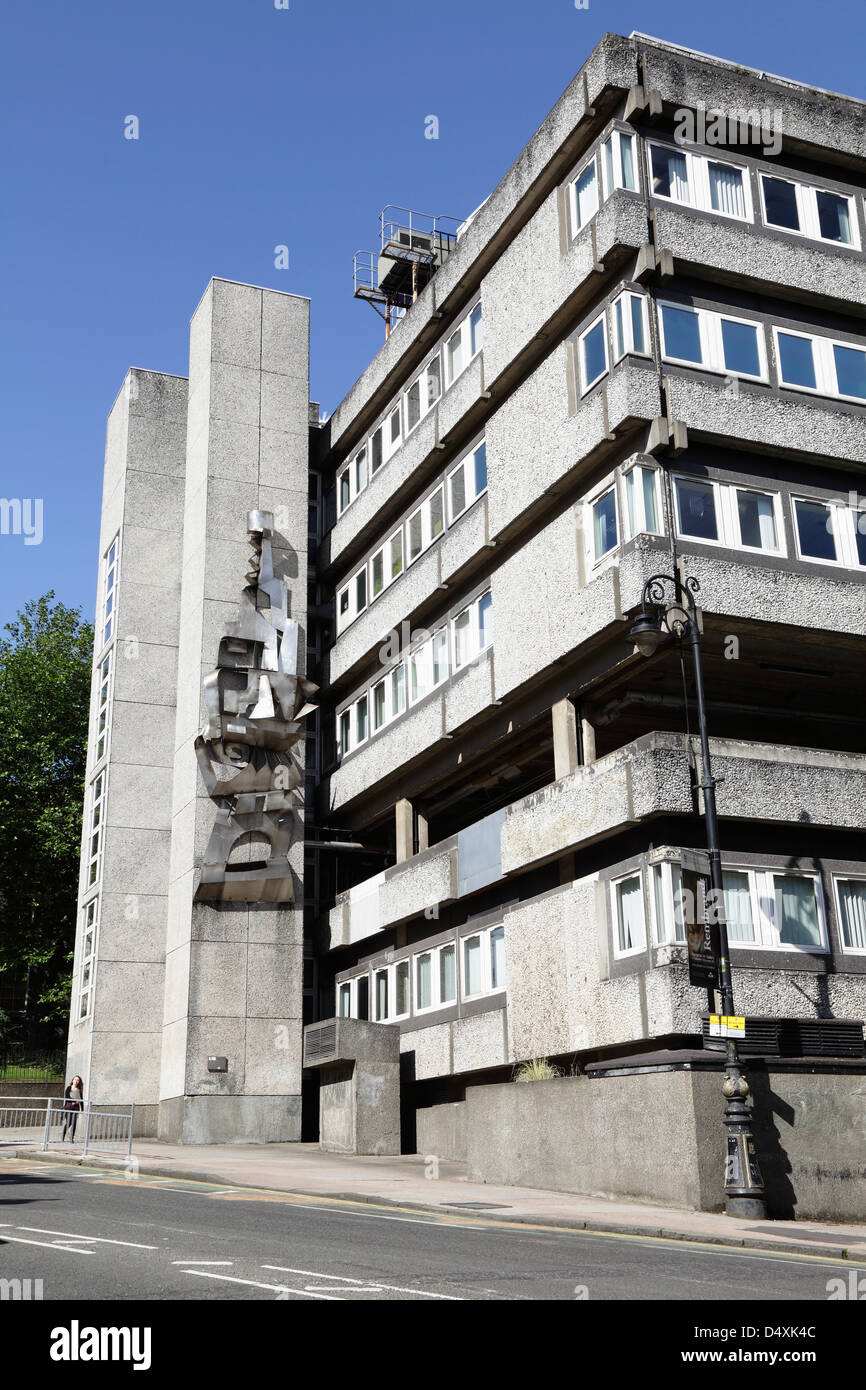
[630,572,767,1220]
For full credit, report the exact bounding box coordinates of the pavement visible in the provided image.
[3,1136,866,1264]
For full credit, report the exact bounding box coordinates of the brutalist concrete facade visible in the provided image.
[70,34,866,1198]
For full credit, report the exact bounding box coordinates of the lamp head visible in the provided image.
[629,608,664,658]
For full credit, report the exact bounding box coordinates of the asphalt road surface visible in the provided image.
[0,1157,861,1302]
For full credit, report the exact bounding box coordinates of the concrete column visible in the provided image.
[552,698,579,780]
[395,799,413,864]
[416,811,429,853]
[67,370,187,1132]
[159,279,311,1144]
[580,715,597,765]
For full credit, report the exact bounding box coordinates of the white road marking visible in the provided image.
[171,1260,233,1266]
[0,1234,95,1255]
[182,1270,339,1299]
[14,1224,157,1250]
[261,1264,462,1300]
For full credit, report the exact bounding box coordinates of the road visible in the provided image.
[0,1157,862,1301]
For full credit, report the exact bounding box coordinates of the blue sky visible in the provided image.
[1,0,864,630]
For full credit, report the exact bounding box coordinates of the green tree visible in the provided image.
[0,593,93,1032]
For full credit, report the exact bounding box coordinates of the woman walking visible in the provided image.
[61,1075,84,1143]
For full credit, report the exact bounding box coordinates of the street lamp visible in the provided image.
[629,571,767,1220]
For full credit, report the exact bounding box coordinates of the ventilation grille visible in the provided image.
[304,1021,338,1064]
[702,1015,865,1058]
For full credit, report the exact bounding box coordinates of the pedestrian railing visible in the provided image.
[0,1096,134,1159]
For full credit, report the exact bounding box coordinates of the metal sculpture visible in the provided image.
[194,510,317,903]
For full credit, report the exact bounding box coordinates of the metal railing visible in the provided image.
[0,1097,134,1159]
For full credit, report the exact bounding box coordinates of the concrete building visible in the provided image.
[69,33,866,1210]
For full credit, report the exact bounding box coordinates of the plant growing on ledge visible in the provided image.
[513,1058,563,1082]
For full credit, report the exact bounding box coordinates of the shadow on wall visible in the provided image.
[749,1063,797,1220]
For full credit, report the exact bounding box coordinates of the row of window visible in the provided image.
[336,440,488,634]
[78,898,98,1022]
[338,925,507,1023]
[576,293,866,410]
[337,593,492,758]
[647,140,858,249]
[613,862,866,959]
[79,536,120,1023]
[587,463,866,573]
[336,301,484,518]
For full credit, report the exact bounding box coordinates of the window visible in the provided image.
[394,960,410,1018]
[406,379,421,432]
[338,982,351,1017]
[659,302,766,382]
[354,694,368,746]
[416,952,433,1011]
[446,326,465,385]
[338,709,351,759]
[489,926,506,991]
[338,470,350,513]
[355,568,367,614]
[760,173,856,247]
[336,595,491,756]
[600,130,637,198]
[774,326,866,404]
[653,859,828,952]
[647,142,751,223]
[439,944,456,1003]
[673,475,784,556]
[94,650,113,763]
[374,969,389,1021]
[407,506,425,563]
[429,487,445,542]
[86,769,108,887]
[611,292,648,361]
[612,874,646,957]
[735,488,778,552]
[354,446,368,493]
[794,498,836,562]
[834,877,866,953]
[370,427,383,475]
[470,303,484,356]
[660,304,702,364]
[675,477,718,542]
[78,898,98,1021]
[463,935,484,997]
[579,315,608,393]
[624,466,660,539]
[101,537,119,648]
[371,548,385,598]
[447,440,487,522]
[591,486,618,559]
[389,529,404,581]
[572,158,599,232]
[651,862,686,945]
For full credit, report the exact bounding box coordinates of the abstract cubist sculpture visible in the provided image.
[194,510,317,904]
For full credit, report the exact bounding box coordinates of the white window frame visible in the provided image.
[100,535,120,651]
[673,474,785,557]
[759,172,859,250]
[77,897,99,1022]
[790,494,866,570]
[460,925,506,1001]
[646,140,753,224]
[570,154,600,235]
[773,326,866,406]
[621,464,663,541]
[659,301,768,382]
[587,479,620,565]
[600,129,638,199]
[832,874,866,955]
[578,312,609,394]
[447,440,488,524]
[611,291,650,363]
[611,872,648,959]
[653,860,829,953]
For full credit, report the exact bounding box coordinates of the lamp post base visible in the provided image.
[726,1194,767,1220]
[722,1045,768,1220]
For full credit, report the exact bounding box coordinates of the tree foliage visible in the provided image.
[0,594,93,1028]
